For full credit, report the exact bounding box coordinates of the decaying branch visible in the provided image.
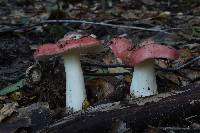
[42,83,200,133]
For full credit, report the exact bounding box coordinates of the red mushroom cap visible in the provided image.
[109,37,133,59]
[34,33,100,60]
[110,37,179,66]
[33,43,58,60]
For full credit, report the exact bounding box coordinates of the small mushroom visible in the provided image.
[34,32,100,111]
[110,37,179,98]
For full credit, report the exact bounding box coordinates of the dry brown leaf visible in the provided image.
[0,102,18,122]
[124,75,132,83]
[108,67,129,73]
[178,48,192,61]
[9,92,22,101]
[86,78,115,104]
[121,10,138,20]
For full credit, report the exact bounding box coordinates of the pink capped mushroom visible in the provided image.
[34,32,100,111]
[110,37,179,98]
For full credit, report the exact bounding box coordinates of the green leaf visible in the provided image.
[0,79,26,96]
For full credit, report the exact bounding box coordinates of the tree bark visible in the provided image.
[44,83,200,133]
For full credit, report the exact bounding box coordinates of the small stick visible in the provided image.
[0,19,169,33]
[44,20,169,33]
[159,56,200,72]
[82,62,128,68]
[82,56,200,71]
[159,127,200,131]
[84,72,131,76]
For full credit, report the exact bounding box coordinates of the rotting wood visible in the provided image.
[42,83,200,133]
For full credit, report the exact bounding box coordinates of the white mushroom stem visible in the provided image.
[130,59,158,98]
[63,51,86,111]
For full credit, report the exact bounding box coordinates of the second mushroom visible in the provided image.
[110,37,179,98]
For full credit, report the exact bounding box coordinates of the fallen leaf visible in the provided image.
[86,78,115,104]
[0,102,18,122]
[0,79,26,96]
[121,10,138,20]
[108,67,129,73]
[9,92,22,101]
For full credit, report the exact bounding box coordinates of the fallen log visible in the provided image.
[44,83,200,133]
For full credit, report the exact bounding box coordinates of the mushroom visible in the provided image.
[110,37,179,98]
[34,33,100,111]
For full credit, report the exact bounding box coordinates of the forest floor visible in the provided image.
[0,0,199,132]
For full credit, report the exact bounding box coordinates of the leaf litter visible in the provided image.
[0,0,199,132]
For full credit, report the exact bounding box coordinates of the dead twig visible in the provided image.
[0,19,169,33]
[159,127,200,131]
[164,56,200,71]
[84,72,131,76]
[44,20,169,33]
[82,56,200,72]
[82,62,128,68]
